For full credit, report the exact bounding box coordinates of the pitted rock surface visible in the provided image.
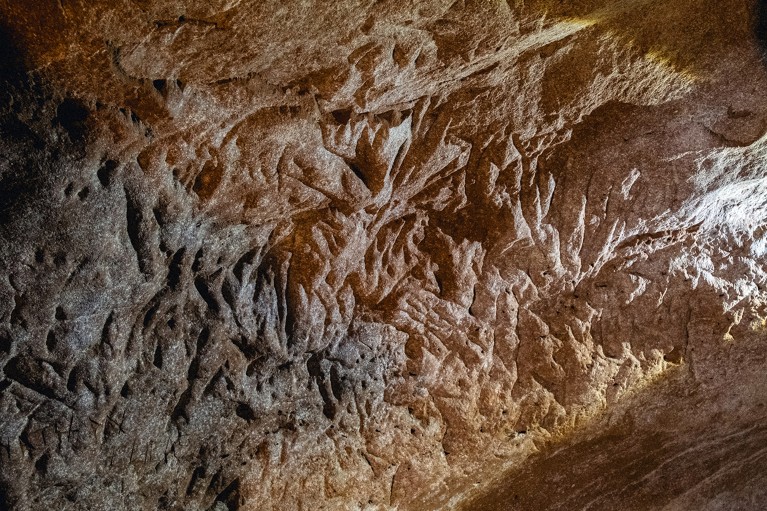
[1,1,766,510]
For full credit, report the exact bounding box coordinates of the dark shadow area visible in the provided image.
[0,21,27,95]
[756,0,767,56]
[54,97,89,141]
[0,21,91,227]
[0,21,40,227]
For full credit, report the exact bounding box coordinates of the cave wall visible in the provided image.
[1,1,766,510]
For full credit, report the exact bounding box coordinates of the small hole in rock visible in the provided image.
[97,160,118,187]
[46,331,57,351]
[152,79,166,94]
[236,403,257,422]
[55,98,89,140]
[35,453,49,473]
[153,343,163,369]
[331,108,352,124]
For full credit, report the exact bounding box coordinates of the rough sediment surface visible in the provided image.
[1,1,766,509]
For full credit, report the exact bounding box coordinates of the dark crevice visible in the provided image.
[46,331,57,351]
[143,301,160,328]
[100,312,115,347]
[231,336,258,360]
[215,478,241,511]
[329,364,343,401]
[34,452,49,474]
[4,356,58,400]
[153,342,164,369]
[346,160,369,189]
[66,369,77,392]
[124,186,150,275]
[189,327,210,380]
[203,367,225,397]
[168,247,186,289]
[233,248,259,281]
[194,276,220,314]
[170,387,192,423]
[186,466,205,496]
[307,353,336,420]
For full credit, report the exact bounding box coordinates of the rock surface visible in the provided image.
[0,0,766,509]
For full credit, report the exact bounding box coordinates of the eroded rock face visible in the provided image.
[1,1,766,509]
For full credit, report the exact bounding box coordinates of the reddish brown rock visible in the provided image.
[0,1,766,510]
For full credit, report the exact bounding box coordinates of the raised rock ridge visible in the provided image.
[1,1,766,510]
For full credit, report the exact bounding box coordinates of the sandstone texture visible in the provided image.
[1,1,766,510]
